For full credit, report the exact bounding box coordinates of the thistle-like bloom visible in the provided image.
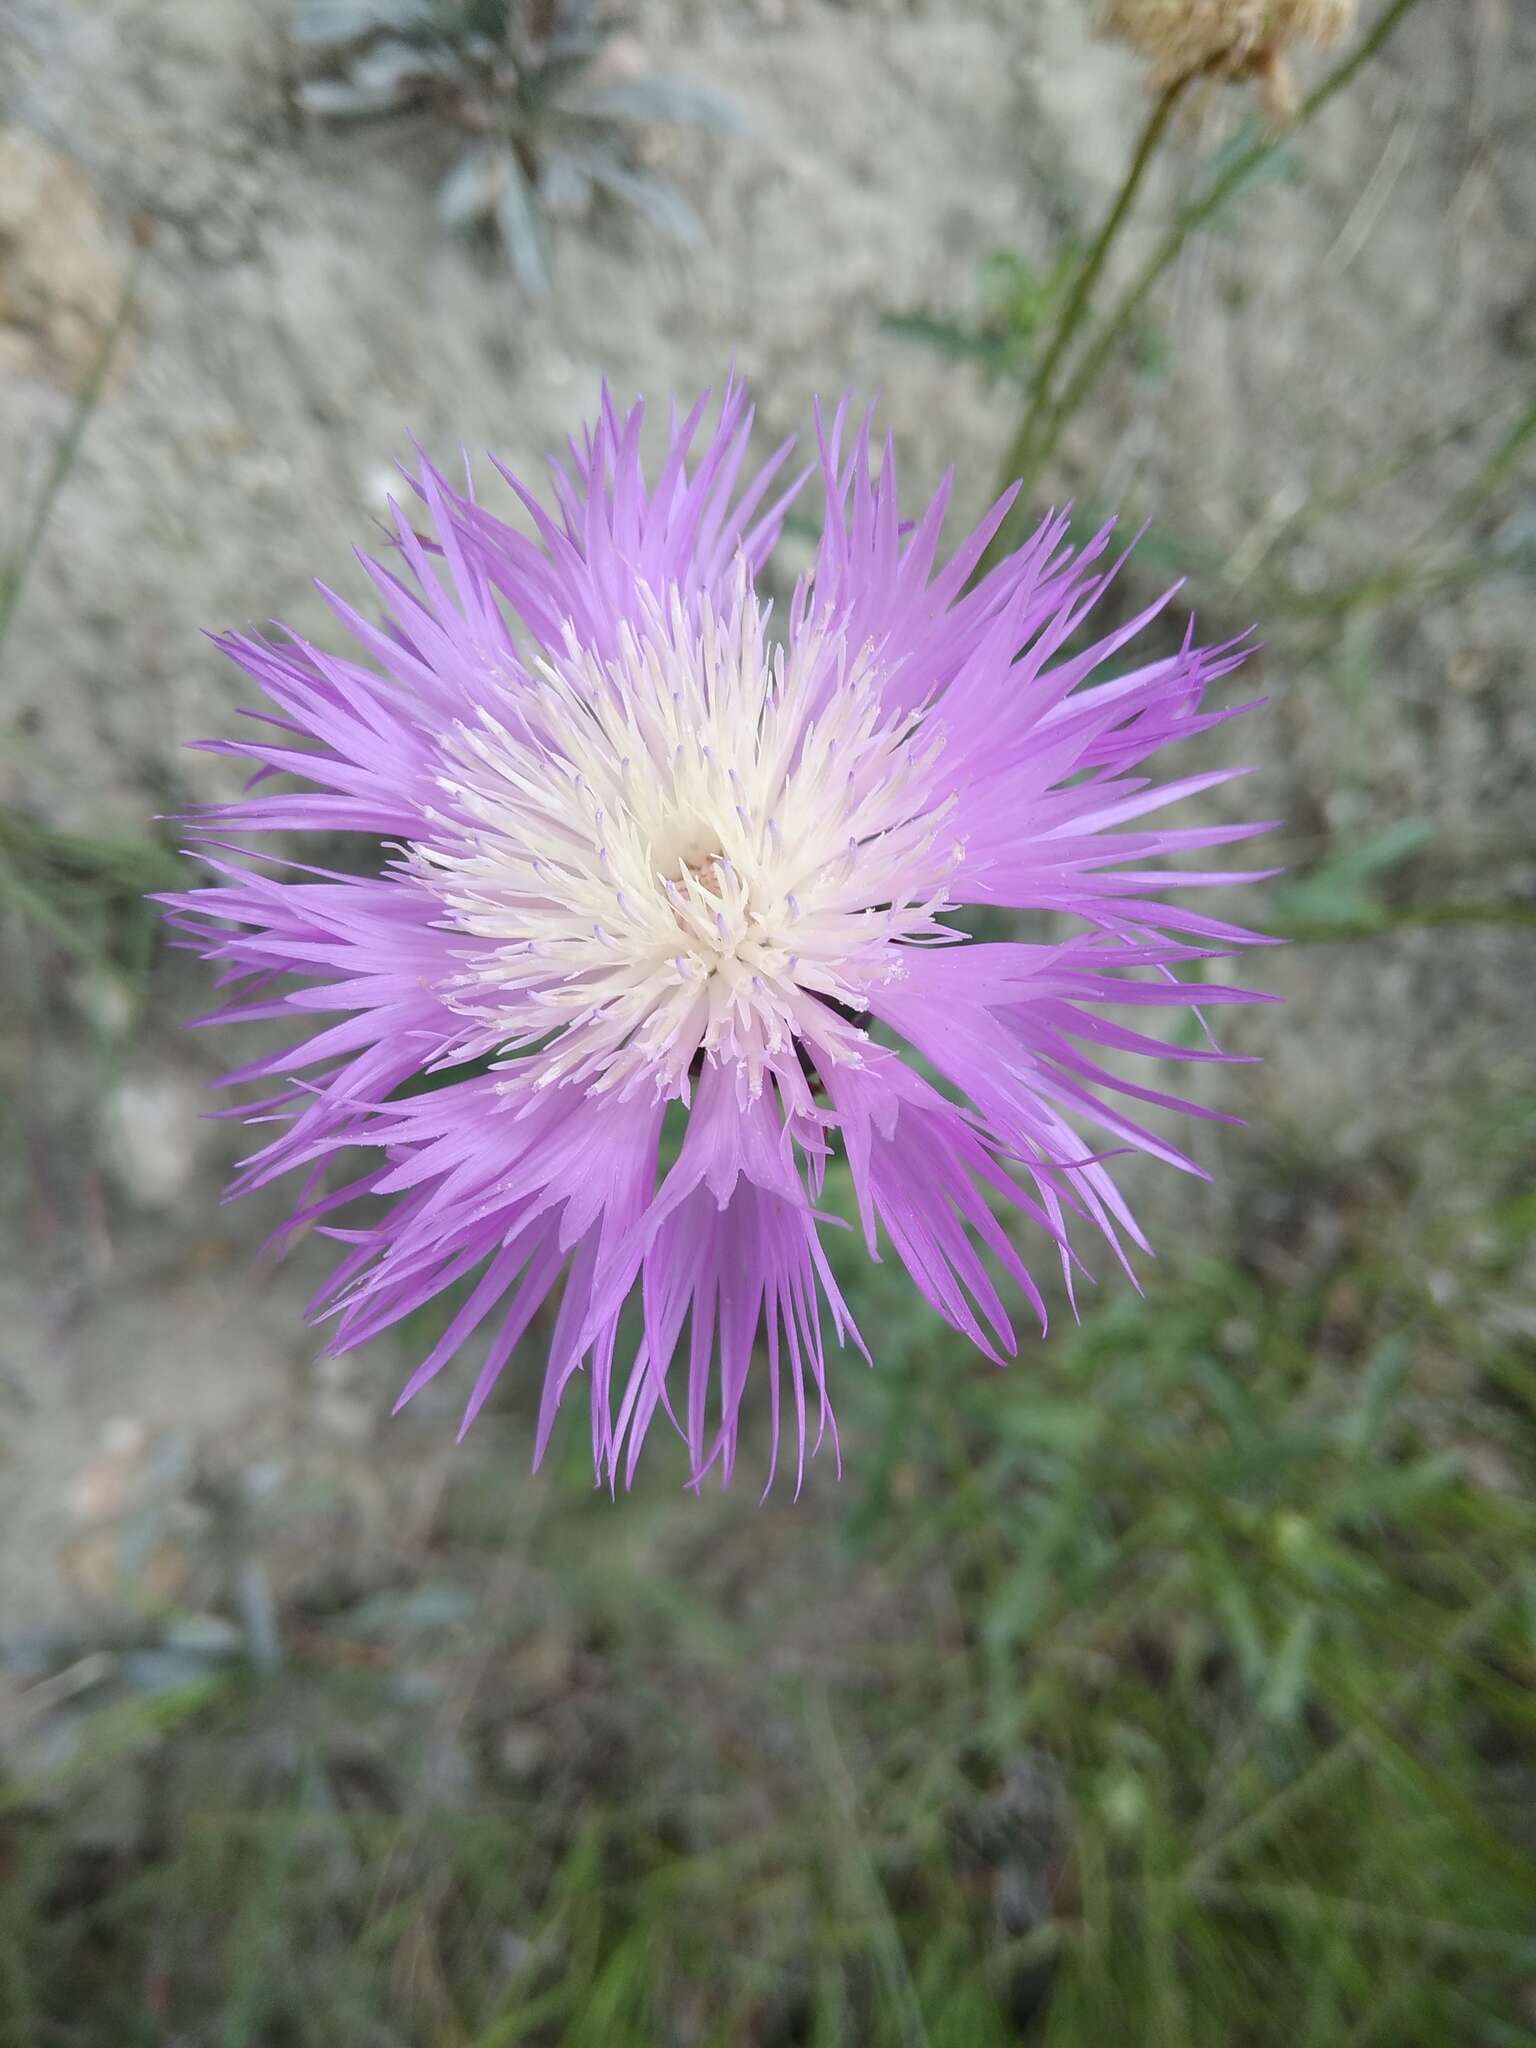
[165,381,1274,1491]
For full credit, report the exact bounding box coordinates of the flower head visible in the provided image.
[165,380,1275,1491]
[1100,0,1354,113]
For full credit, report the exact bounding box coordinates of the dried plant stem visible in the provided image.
[981,0,1428,575]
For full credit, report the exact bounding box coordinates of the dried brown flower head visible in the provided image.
[1099,0,1356,116]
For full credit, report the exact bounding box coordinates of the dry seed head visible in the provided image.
[1098,0,1355,97]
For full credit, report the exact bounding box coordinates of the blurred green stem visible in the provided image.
[982,0,1429,574]
[991,71,1192,539]
[1275,899,1536,943]
[0,803,181,962]
[1261,541,1534,621]
[1430,391,1536,539]
[0,248,142,679]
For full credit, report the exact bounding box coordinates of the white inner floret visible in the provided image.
[410,576,962,1100]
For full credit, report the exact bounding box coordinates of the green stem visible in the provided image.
[1430,391,1536,539]
[0,248,142,678]
[1276,899,1536,944]
[1262,542,1535,621]
[982,0,1428,575]
[992,71,1191,531]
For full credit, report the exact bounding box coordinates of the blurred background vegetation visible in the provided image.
[2,1,1534,2043]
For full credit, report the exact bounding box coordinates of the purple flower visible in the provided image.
[164,379,1275,1492]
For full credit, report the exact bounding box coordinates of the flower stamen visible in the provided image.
[408,576,960,1101]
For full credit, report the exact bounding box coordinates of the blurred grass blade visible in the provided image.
[582,150,702,246]
[493,148,553,295]
[564,76,743,134]
[290,0,434,44]
[437,140,500,229]
[0,245,143,681]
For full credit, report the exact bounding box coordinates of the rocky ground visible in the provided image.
[1,0,1531,1703]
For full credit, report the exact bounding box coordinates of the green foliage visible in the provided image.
[882,247,1085,393]
[1266,823,1536,943]
[4,1116,1534,2045]
[1267,820,1431,939]
[0,806,179,973]
[290,0,742,294]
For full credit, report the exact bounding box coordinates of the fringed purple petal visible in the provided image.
[167,377,1276,1489]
